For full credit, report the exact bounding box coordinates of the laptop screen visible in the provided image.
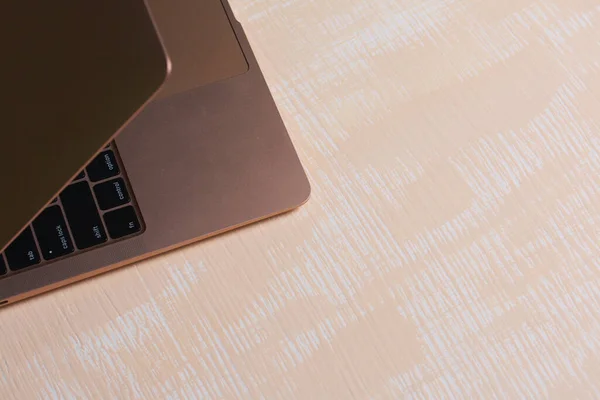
[1,1,169,251]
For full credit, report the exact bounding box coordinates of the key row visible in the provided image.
[0,193,141,275]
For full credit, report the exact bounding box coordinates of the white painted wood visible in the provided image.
[4,0,600,398]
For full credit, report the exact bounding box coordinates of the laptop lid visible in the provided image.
[1,1,169,251]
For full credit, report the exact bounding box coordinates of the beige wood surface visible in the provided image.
[4,0,600,398]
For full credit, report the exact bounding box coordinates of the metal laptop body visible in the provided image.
[0,0,310,305]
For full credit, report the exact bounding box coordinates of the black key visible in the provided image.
[93,178,130,210]
[104,206,141,239]
[86,150,119,182]
[0,255,6,275]
[61,182,107,249]
[32,206,75,260]
[5,227,41,270]
[74,170,86,180]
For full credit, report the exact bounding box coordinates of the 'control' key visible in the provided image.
[94,178,130,210]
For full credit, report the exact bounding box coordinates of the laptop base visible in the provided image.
[0,0,309,305]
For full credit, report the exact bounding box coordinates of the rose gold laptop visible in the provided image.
[0,0,310,306]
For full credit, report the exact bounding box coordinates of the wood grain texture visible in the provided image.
[4,0,600,398]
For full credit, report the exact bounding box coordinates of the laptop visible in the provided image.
[0,0,310,306]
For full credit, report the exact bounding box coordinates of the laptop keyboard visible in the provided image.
[0,143,142,275]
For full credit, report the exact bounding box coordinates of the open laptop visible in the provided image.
[0,0,310,306]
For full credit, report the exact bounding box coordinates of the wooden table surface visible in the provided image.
[4,0,600,398]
